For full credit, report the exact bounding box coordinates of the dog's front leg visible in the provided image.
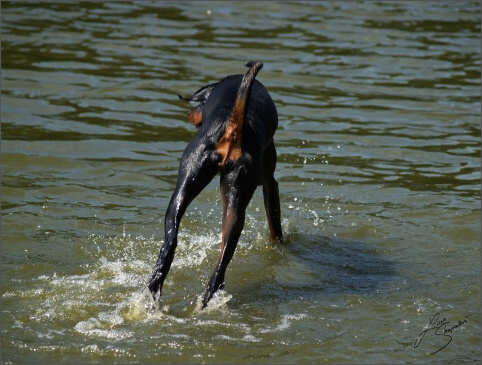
[262,141,283,242]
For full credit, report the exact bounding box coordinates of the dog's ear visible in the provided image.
[178,82,219,104]
[179,81,223,132]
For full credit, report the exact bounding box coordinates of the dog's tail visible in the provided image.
[231,61,263,128]
[217,61,263,167]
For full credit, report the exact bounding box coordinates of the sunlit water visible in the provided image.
[1,2,481,364]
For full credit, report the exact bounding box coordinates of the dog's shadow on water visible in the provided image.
[229,230,411,307]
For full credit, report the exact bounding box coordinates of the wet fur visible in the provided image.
[148,61,283,308]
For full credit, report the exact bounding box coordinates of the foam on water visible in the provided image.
[57,228,259,337]
[33,213,291,342]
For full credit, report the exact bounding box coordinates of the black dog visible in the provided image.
[148,61,282,309]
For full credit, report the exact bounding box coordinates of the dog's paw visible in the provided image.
[201,290,232,312]
[147,274,162,301]
[201,280,226,309]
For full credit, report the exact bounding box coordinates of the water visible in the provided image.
[1,1,480,364]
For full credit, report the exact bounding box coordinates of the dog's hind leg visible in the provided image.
[148,141,218,301]
[202,171,257,308]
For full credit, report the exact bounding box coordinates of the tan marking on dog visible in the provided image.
[188,106,203,128]
[218,205,237,262]
[216,122,242,167]
[216,96,246,167]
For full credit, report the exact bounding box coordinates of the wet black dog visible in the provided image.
[148,61,282,308]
